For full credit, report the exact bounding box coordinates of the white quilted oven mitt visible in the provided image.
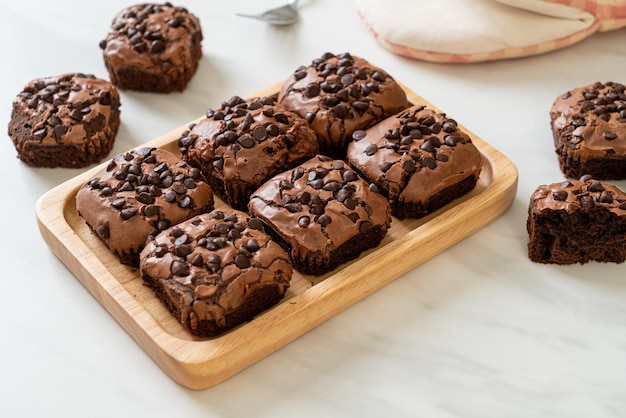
[355,0,626,63]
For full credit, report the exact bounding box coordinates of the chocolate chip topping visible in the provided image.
[178,95,319,210]
[346,104,483,219]
[9,73,121,164]
[551,81,626,179]
[101,3,196,55]
[278,52,410,158]
[536,176,626,213]
[354,105,471,176]
[76,148,214,266]
[249,155,391,255]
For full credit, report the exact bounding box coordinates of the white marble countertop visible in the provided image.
[2,1,626,417]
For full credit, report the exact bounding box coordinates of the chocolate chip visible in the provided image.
[228,228,241,240]
[144,205,160,217]
[175,244,193,258]
[365,144,377,156]
[298,215,310,228]
[190,253,203,266]
[97,223,110,239]
[248,217,263,230]
[359,220,372,232]
[552,190,568,201]
[304,84,320,98]
[33,128,47,140]
[245,239,260,252]
[252,125,267,141]
[379,161,392,172]
[342,170,358,182]
[604,132,618,141]
[238,134,255,148]
[171,260,189,276]
[235,254,250,269]
[422,156,437,170]
[137,192,154,204]
[111,198,126,210]
[344,198,357,210]
[420,141,435,153]
[588,181,604,192]
[323,181,341,192]
[285,202,303,213]
[172,183,187,194]
[164,190,177,203]
[445,136,462,147]
[580,195,594,211]
[402,159,416,173]
[52,125,67,139]
[442,120,458,133]
[156,220,171,231]
[317,214,332,226]
[352,130,366,141]
[155,246,168,258]
[599,191,614,204]
[333,104,348,119]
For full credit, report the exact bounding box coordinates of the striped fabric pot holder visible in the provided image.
[355,0,626,63]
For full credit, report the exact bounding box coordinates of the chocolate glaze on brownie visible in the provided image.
[76,147,214,266]
[347,104,482,219]
[140,209,292,337]
[278,52,410,158]
[100,2,202,92]
[527,175,626,264]
[8,73,120,168]
[551,81,626,179]
[248,155,391,275]
[178,95,319,210]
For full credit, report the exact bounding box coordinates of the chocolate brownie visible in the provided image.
[277,52,410,158]
[527,175,626,264]
[140,209,292,337]
[248,155,391,275]
[178,95,319,210]
[347,104,482,219]
[100,2,202,92]
[551,81,626,179]
[76,147,214,266]
[8,73,120,168]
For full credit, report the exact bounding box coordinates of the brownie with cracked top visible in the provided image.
[527,175,626,264]
[100,2,202,92]
[178,95,319,210]
[551,81,626,179]
[140,209,292,337]
[278,52,410,159]
[8,73,120,168]
[76,147,214,266]
[248,155,391,276]
[347,104,482,219]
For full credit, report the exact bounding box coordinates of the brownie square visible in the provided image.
[347,104,482,219]
[76,147,214,266]
[8,73,120,168]
[551,81,626,179]
[248,155,391,275]
[140,209,292,337]
[527,176,626,264]
[100,3,203,93]
[179,95,319,210]
[278,52,410,159]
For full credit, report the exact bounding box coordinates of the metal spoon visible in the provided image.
[236,0,300,26]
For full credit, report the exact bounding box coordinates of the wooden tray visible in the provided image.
[36,80,518,390]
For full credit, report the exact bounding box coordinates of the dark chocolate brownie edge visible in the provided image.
[527,206,626,264]
[142,272,288,338]
[260,218,388,275]
[393,174,479,219]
